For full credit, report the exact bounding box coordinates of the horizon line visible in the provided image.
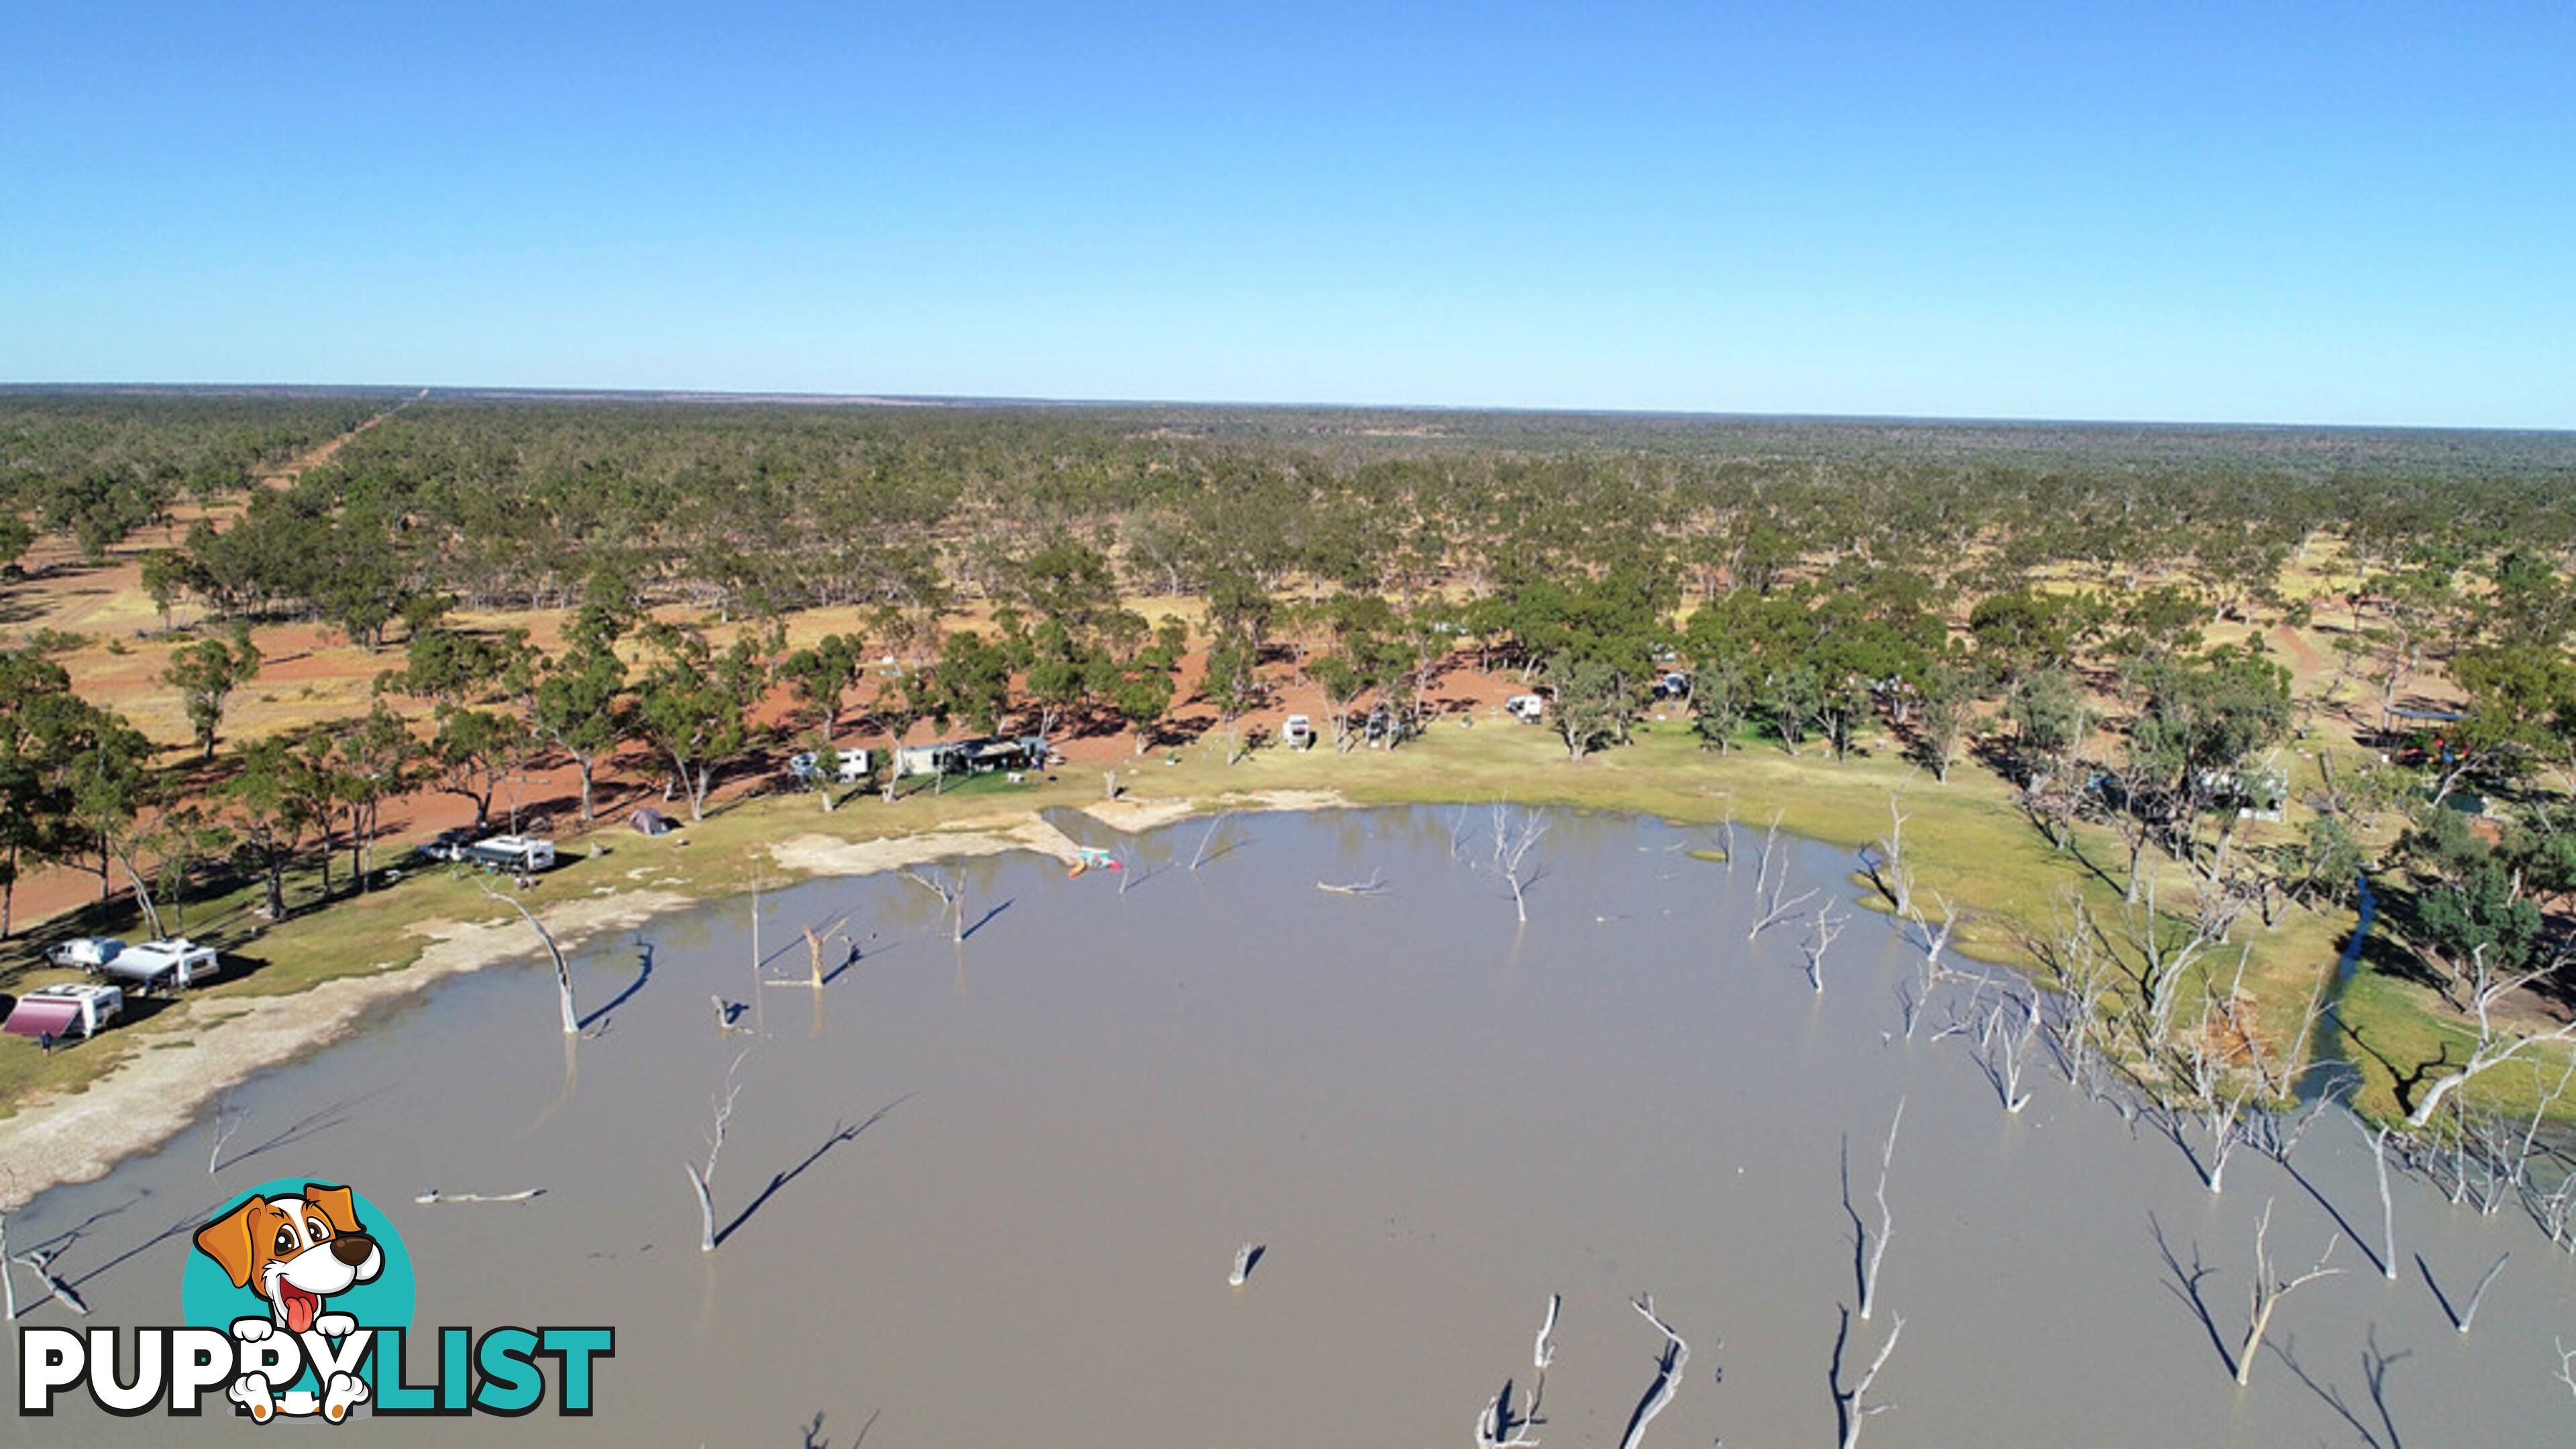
[3,380,2572,439]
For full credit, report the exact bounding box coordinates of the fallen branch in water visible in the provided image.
[6,1246,88,1320]
[1317,871,1386,895]
[413,1188,545,1205]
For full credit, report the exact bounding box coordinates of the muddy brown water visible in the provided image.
[11,808,2572,1445]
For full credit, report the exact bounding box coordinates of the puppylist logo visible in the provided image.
[19,1178,612,1421]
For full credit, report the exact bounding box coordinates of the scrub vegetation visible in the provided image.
[6,390,2576,1175]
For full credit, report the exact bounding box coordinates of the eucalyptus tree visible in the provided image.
[332,701,417,889]
[936,629,1017,737]
[0,515,32,574]
[1911,653,1980,783]
[777,633,866,753]
[58,706,158,909]
[2440,644,2576,805]
[531,637,630,826]
[0,651,122,934]
[1013,535,1122,638]
[2125,644,2294,877]
[226,736,311,922]
[636,621,777,821]
[162,623,262,762]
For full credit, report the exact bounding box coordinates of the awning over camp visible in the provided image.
[4,998,80,1038]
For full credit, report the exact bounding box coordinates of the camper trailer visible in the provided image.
[1505,694,1547,724]
[895,735,1048,780]
[1281,714,1314,750]
[462,835,557,873]
[789,747,872,785]
[97,938,221,992]
[5,983,124,1042]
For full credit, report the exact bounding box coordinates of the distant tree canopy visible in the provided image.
[8,393,2576,985]
[5,392,2557,651]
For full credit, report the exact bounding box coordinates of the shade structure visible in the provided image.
[4,998,81,1037]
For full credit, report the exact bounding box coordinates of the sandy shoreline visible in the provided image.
[0,789,1351,1210]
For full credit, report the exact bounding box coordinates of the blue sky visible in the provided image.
[5,3,2570,427]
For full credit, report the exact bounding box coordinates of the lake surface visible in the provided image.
[12,807,2571,1445]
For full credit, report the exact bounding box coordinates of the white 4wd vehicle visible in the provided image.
[44,937,125,970]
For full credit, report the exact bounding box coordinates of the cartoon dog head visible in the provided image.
[194,1184,384,1335]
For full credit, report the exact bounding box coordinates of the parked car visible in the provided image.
[417,827,478,863]
[43,936,125,970]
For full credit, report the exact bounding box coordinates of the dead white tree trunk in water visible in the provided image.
[800,913,851,989]
[1801,901,1847,994]
[207,1089,245,1175]
[2357,1115,2398,1281]
[1904,889,1955,969]
[1748,814,1819,942]
[1754,810,1782,890]
[1831,1309,1902,1449]
[1492,804,1548,924]
[1974,993,2039,1115]
[1475,1377,1545,1449]
[684,1049,750,1252]
[1617,1295,1688,1449]
[2236,1198,2341,1387]
[1191,812,1233,872]
[1864,792,1915,920]
[2035,900,2112,1091]
[478,878,578,1034]
[2431,1242,2514,1330]
[1859,1098,1904,1321]
[902,868,967,943]
[1896,893,1960,1042]
[1534,1292,1561,1368]
[2175,1000,2253,1193]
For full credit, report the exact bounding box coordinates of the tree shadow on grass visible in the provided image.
[2335,1018,2459,1124]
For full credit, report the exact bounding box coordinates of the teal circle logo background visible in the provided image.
[181,1179,416,1391]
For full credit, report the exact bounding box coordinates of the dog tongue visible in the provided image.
[282,1283,320,1335]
